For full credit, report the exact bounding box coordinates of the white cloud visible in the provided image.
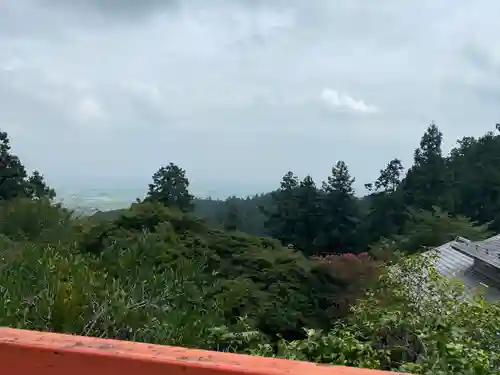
[321,88,379,114]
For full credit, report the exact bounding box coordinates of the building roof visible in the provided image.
[433,236,500,301]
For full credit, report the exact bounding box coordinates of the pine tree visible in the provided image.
[146,162,194,212]
[364,158,406,243]
[316,161,361,254]
[401,123,449,211]
[222,199,241,231]
[0,130,54,200]
[263,171,300,247]
[294,175,322,255]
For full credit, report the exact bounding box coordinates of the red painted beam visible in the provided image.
[0,328,407,375]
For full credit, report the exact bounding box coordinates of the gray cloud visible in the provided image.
[0,1,499,198]
[38,0,180,20]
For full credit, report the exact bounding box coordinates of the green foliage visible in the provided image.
[0,232,249,348]
[315,161,362,254]
[447,131,500,231]
[0,198,73,242]
[262,162,362,255]
[374,207,490,255]
[193,194,270,236]
[267,254,500,374]
[146,162,194,212]
[220,198,242,231]
[240,122,500,258]
[2,125,500,374]
[362,159,407,245]
[262,171,301,246]
[311,253,381,317]
[401,123,450,211]
[0,131,54,201]
[0,198,381,349]
[78,201,380,340]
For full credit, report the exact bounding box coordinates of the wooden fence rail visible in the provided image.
[0,327,406,375]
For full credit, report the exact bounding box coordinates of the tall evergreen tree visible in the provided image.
[263,171,300,246]
[401,123,450,211]
[447,128,500,230]
[374,158,404,193]
[146,162,194,212]
[0,130,54,201]
[222,199,242,231]
[294,175,322,255]
[364,158,406,243]
[316,161,361,254]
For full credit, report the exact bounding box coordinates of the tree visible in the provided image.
[316,161,361,254]
[146,162,193,212]
[276,253,500,373]
[263,171,300,247]
[401,123,450,211]
[363,159,406,244]
[373,206,490,255]
[26,171,55,200]
[221,199,241,231]
[446,131,500,230]
[293,175,322,255]
[0,130,54,201]
[323,160,355,196]
[373,158,403,193]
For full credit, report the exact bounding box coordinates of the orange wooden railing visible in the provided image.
[0,327,406,375]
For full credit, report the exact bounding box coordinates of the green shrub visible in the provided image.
[1,197,500,374]
[374,207,491,255]
[0,198,74,243]
[0,234,250,349]
[273,253,500,374]
[76,201,378,340]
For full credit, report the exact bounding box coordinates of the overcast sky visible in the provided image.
[1,1,500,198]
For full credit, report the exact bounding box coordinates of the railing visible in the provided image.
[0,327,407,375]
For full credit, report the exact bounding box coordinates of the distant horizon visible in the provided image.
[50,165,378,201]
[54,182,271,201]
[55,177,369,212]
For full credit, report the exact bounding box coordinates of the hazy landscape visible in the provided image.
[58,188,142,214]
[2,1,500,374]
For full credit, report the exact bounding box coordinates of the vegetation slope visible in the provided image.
[1,124,500,374]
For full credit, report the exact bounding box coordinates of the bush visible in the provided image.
[77,201,365,341]
[0,232,254,349]
[68,201,389,342]
[371,206,490,256]
[311,252,381,317]
[4,198,498,374]
[0,198,74,243]
[272,253,500,374]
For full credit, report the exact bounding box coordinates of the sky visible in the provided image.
[1,1,500,199]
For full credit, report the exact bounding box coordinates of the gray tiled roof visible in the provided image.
[433,238,500,301]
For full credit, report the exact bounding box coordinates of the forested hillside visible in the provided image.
[193,123,500,255]
[1,124,500,373]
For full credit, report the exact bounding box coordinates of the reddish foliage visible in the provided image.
[312,252,381,317]
[316,252,378,284]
